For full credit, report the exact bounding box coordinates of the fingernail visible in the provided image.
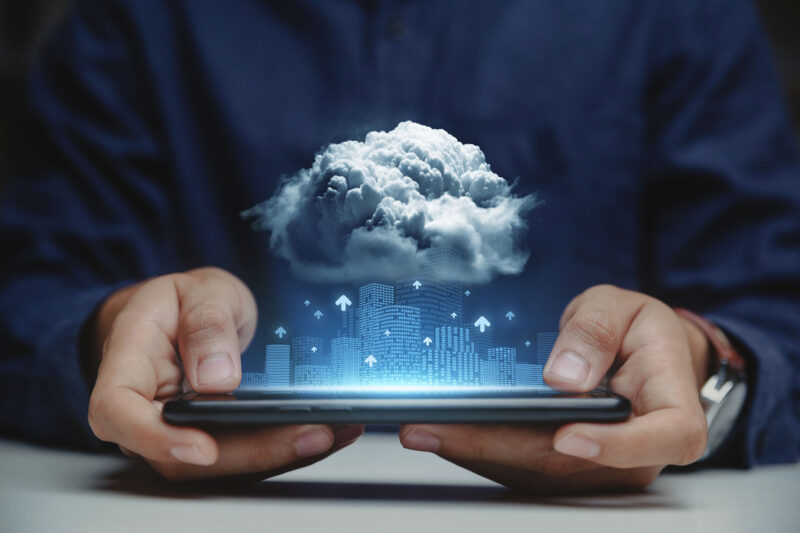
[547,351,590,385]
[554,434,601,459]
[294,427,333,458]
[197,353,235,385]
[170,444,214,465]
[401,429,440,453]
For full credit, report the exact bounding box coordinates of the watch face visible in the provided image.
[707,381,747,452]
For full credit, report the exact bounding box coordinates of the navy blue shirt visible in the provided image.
[1,0,798,467]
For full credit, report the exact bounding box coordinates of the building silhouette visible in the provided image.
[291,336,325,385]
[357,283,394,362]
[488,347,517,386]
[362,304,422,385]
[293,364,329,387]
[423,326,479,386]
[480,359,499,386]
[396,246,465,341]
[265,344,290,386]
[240,372,268,390]
[471,323,494,359]
[331,336,360,386]
[516,363,544,386]
[536,332,559,367]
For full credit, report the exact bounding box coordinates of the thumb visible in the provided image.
[175,268,257,393]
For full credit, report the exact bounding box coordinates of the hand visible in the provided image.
[399,285,710,493]
[86,267,363,481]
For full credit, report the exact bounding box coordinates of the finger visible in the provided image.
[91,278,220,465]
[148,424,336,482]
[544,285,645,391]
[553,407,708,468]
[175,268,258,393]
[90,385,219,466]
[399,424,598,476]
[553,307,707,468]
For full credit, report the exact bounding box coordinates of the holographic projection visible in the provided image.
[243,122,555,390]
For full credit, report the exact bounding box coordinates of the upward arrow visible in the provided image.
[311,346,317,353]
[364,354,377,367]
[505,311,516,320]
[314,310,323,319]
[524,340,532,347]
[464,290,471,296]
[303,299,311,307]
[423,336,433,346]
[412,280,422,289]
[384,329,391,336]
[335,294,352,312]
[274,326,287,339]
[474,316,491,333]
[451,312,458,319]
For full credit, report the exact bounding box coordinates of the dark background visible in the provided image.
[1,1,799,186]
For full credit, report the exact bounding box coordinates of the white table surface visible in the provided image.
[1,433,798,533]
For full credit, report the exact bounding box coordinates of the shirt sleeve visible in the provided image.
[643,0,800,466]
[0,0,173,448]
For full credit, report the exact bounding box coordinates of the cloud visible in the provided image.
[242,121,538,284]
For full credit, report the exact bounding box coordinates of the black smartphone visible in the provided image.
[162,387,631,426]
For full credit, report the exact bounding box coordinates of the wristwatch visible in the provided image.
[674,308,748,461]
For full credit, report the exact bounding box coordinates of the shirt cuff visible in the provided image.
[703,313,799,467]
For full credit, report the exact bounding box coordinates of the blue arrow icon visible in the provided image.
[464,290,471,296]
[474,316,491,333]
[423,337,433,346]
[451,312,458,319]
[364,354,377,367]
[384,329,391,336]
[314,310,323,319]
[524,340,532,347]
[274,326,287,339]
[506,311,515,320]
[335,294,352,312]
[412,280,422,290]
[311,346,318,353]
[304,299,310,307]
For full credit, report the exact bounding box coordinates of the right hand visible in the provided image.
[87,267,363,481]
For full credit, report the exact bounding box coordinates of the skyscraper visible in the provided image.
[396,246,465,341]
[480,359,500,386]
[265,344,290,386]
[536,332,559,367]
[488,347,517,386]
[358,283,394,361]
[471,323,493,359]
[422,326,480,386]
[331,336,360,386]
[339,304,357,338]
[240,372,268,390]
[363,304,422,385]
[291,336,325,385]
[293,364,329,387]
[516,363,544,387]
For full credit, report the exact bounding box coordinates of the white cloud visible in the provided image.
[243,121,538,284]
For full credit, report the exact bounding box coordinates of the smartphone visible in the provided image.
[162,387,631,426]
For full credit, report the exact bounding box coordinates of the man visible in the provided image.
[1,0,798,493]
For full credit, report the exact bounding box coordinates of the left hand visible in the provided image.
[399,284,711,494]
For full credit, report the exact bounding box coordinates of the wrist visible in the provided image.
[677,314,713,390]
